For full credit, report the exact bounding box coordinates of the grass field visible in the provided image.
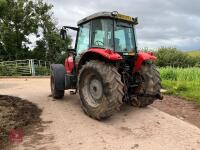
[185,50,200,57]
[159,67,200,105]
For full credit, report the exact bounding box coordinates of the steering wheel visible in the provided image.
[95,41,104,47]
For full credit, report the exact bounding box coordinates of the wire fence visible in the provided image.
[0,59,50,76]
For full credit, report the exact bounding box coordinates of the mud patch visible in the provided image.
[120,126,132,133]
[152,95,200,128]
[0,95,42,149]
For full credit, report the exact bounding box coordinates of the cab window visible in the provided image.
[91,19,114,50]
[77,22,90,54]
[114,24,135,52]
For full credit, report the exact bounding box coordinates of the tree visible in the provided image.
[0,0,7,60]
[0,0,39,60]
[0,0,71,62]
[0,0,6,17]
[31,39,46,60]
[33,0,71,63]
[154,47,199,67]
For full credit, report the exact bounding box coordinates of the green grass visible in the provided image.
[160,67,200,105]
[185,50,200,57]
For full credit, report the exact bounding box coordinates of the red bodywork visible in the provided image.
[87,48,123,60]
[65,56,74,74]
[65,48,122,74]
[65,48,156,74]
[132,51,157,73]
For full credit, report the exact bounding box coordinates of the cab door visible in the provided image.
[75,22,91,63]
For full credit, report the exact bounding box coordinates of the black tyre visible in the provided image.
[78,60,124,120]
[131,62,161,107]
[50,64,65,99]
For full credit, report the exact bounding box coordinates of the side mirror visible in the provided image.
[132,17,138,25]
[60,28,67,40]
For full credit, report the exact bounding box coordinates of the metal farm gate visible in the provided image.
[0,59,50,76]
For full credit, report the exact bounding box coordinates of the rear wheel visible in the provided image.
[131,62,161,107]
[78,60,124,120]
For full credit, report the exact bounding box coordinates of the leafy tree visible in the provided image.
[0,0,71,62]
[31,39,46,60]
[0,0,6,18]
[33,0,71,63]
[0,0,39,60]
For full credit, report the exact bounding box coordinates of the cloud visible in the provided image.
[45,0,200,50]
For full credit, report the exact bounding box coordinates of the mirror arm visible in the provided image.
[63,26,78,31]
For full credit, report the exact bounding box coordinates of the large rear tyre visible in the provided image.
[131,62,161,107]
[78,60,124,120]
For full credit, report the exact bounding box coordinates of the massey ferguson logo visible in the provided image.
[8,129,23,143]
[0,128,23,145]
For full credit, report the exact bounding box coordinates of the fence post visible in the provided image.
[30,59,35,76]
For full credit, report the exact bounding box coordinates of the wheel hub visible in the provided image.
[89,78,103,102]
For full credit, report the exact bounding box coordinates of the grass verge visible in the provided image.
[160,67,200,106]
[162,80,200,106]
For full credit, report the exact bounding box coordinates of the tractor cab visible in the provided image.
[61,11,138,58]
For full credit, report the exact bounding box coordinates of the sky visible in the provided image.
[45,0,200,51]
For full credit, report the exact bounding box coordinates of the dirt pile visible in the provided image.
[0,95,42,148]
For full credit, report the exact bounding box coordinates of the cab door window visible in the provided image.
[77,22,90,54]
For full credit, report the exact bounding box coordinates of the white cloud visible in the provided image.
[45,0,200,50]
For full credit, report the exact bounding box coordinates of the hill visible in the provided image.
[186,50,200,57]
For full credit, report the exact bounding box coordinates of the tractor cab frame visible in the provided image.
[61,11,138,56]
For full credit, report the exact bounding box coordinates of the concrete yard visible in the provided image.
[0,78,200,150]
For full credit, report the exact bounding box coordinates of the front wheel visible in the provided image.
[78,60,124,120]
[50,75,64,99]
[50,64,65,99]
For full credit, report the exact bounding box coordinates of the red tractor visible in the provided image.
[50,11,163,120]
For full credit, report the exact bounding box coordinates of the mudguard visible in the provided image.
[87,48,123,60]
[133,51,157,73]
[78,48,123,70]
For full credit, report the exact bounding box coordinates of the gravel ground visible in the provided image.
[0,78,200,150]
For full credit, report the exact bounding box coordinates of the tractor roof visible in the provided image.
[77,11,138,26]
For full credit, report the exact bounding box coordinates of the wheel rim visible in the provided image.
[81,72,103,108]
[89,78,103,101]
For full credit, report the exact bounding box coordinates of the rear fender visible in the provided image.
[133,51,157,73]
[78,48,122,70]
[87,48,123,60]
